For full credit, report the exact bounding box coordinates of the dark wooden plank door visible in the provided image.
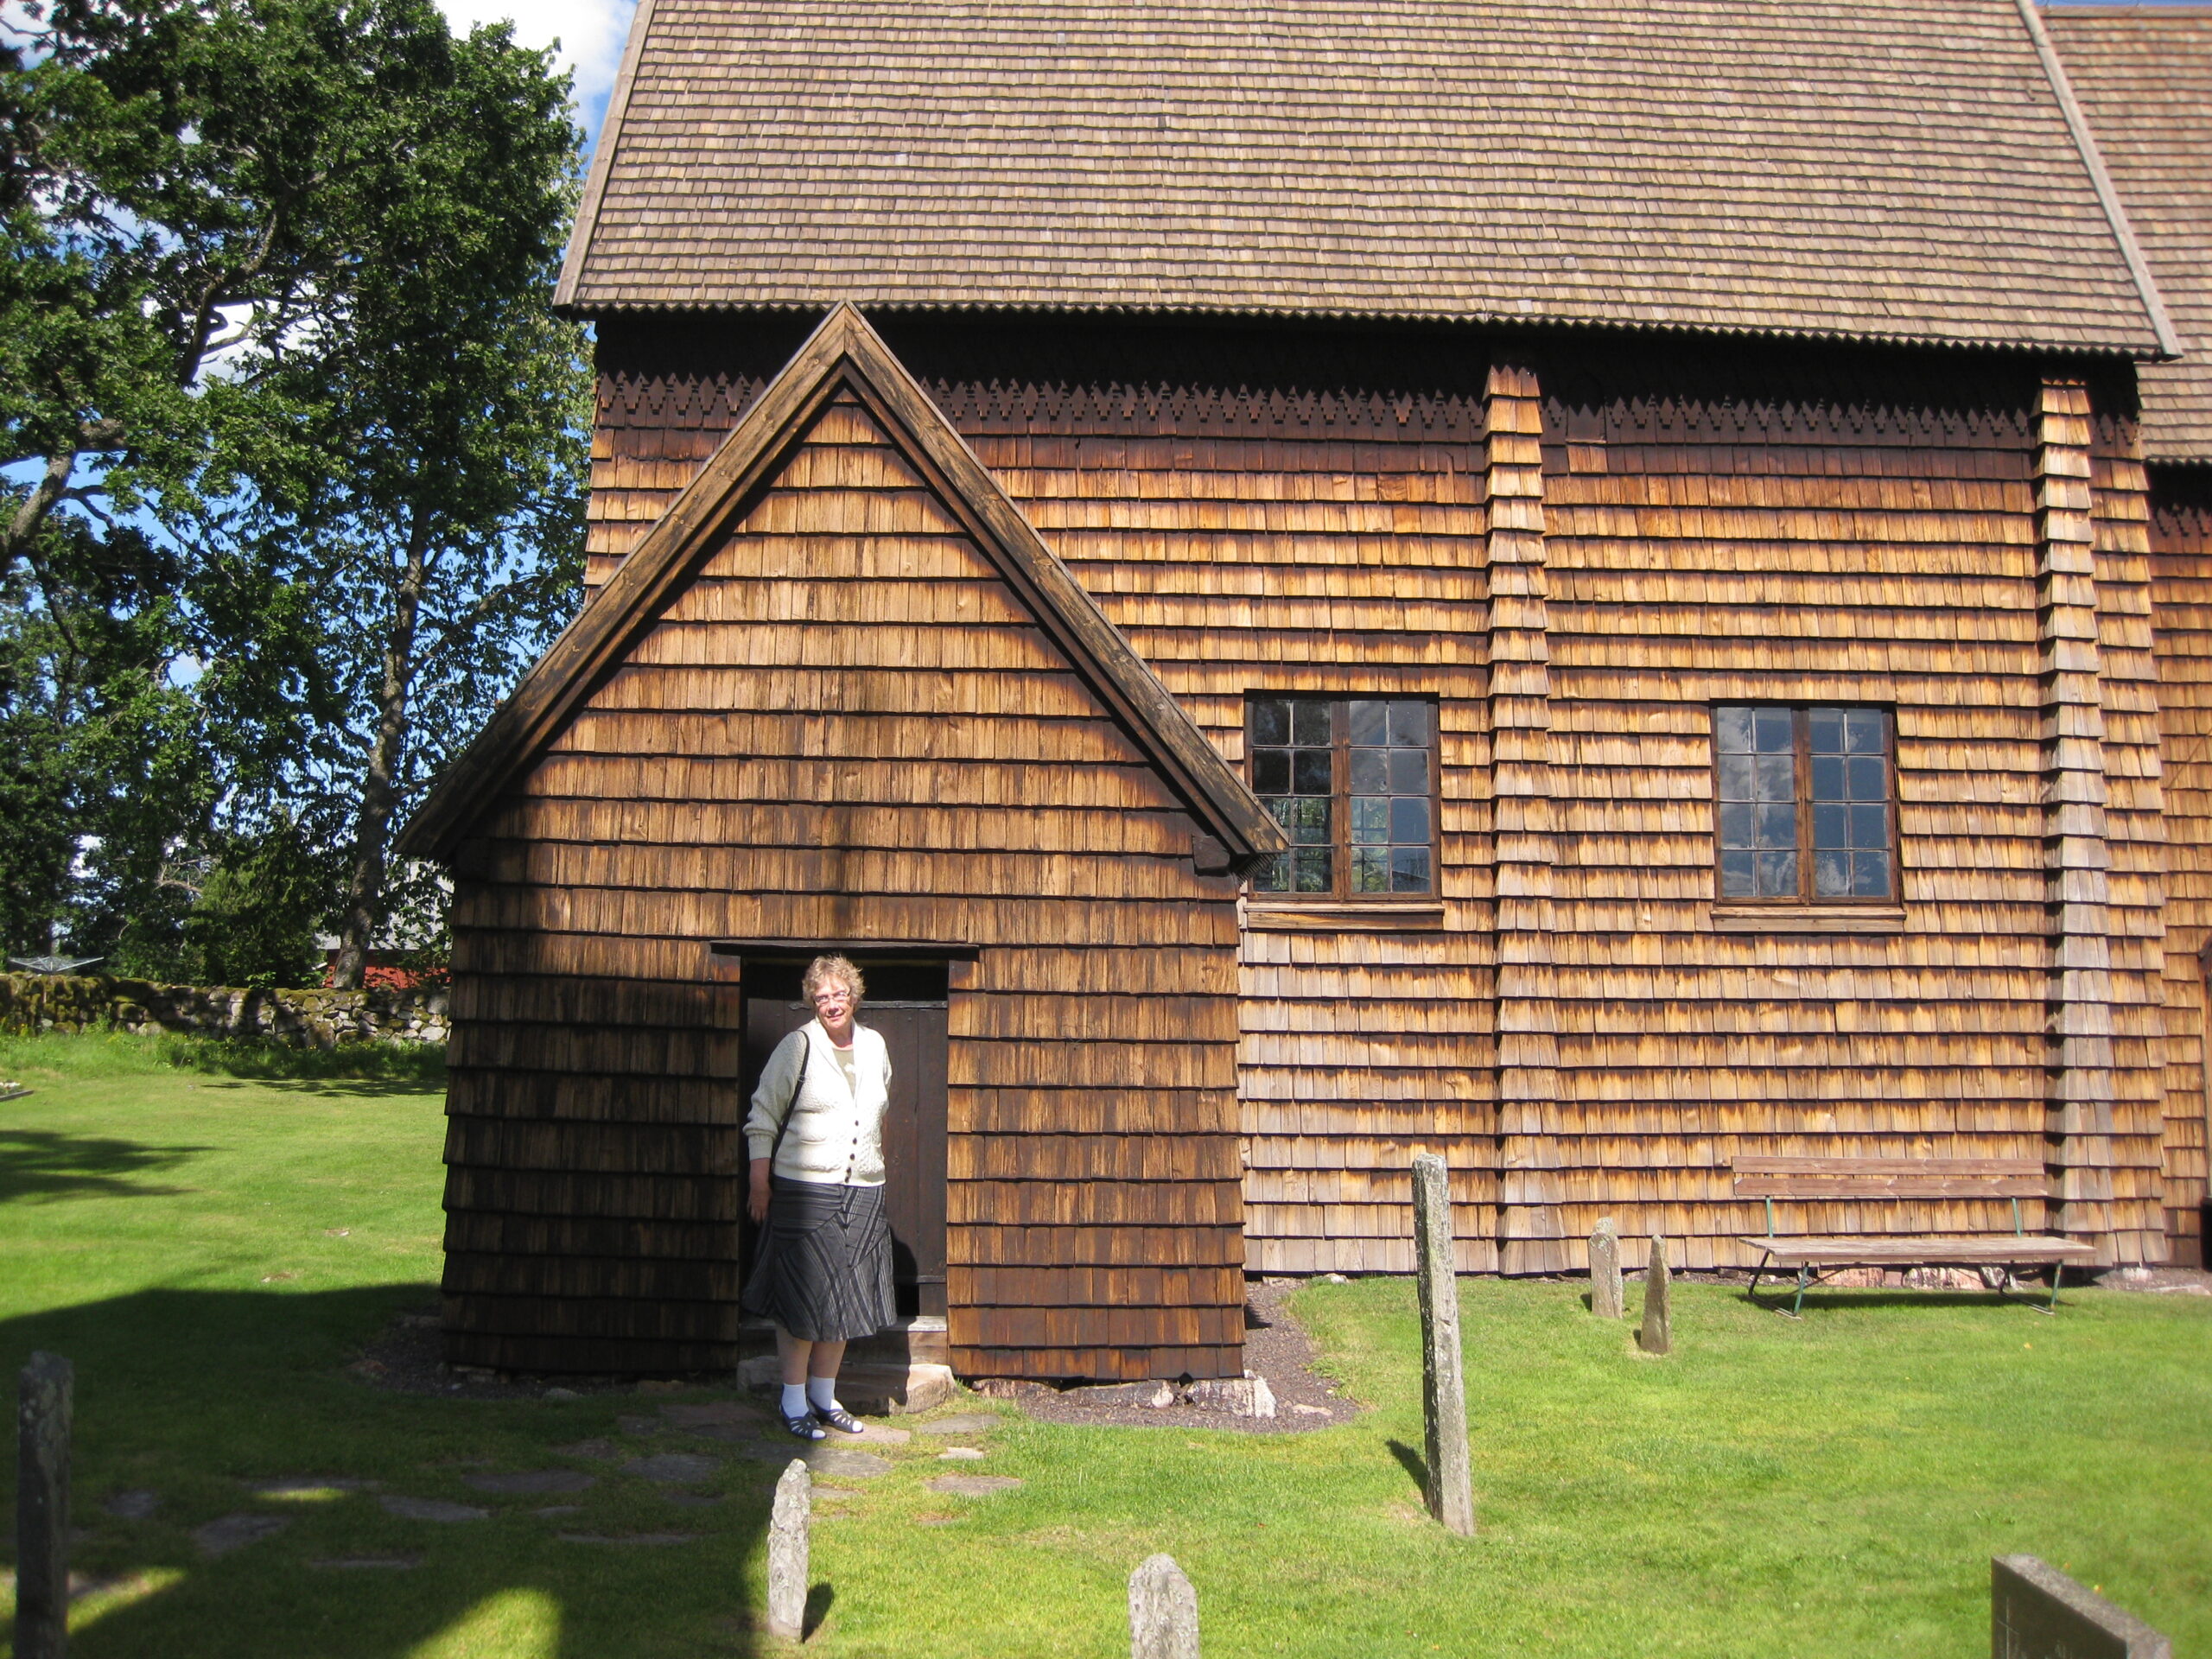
[741,993,949,1319]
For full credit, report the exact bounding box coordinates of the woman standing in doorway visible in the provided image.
[741,954,898,1440]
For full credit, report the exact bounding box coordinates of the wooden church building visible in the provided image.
[400,0,2212,1381]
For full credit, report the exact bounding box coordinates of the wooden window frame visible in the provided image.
[1708,703,1901,908]
[1243,694,1442,906]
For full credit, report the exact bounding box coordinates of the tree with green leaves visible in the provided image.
[0,0,588,976]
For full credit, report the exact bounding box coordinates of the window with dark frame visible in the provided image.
[1247,697,1438,898]
[1713,705,1896,902]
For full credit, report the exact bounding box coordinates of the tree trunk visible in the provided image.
[2,452,79,578]
[331,510,429,989]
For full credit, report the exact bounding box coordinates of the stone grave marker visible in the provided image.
[1993,1556,2170,1659]
[16,1351,72,1659]
[1411,1153,1475,1536]
[1129,1554,1199,1659]
[1638,1236,1673,1356]
[1590,1218,1623,1319]
[766,1459,810,1642]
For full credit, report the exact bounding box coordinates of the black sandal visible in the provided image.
[813,1404,865,1435]
[779,1410,827,1441]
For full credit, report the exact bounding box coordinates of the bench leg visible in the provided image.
[1790,1265,1810,1319]
[1745,1250,1770,1310]
[1999,1263,2063,1316]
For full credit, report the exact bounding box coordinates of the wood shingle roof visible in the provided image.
[2048,4,2212,461]
[558,0,2171,358]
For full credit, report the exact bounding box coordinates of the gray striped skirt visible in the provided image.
[741,1177,898,1342]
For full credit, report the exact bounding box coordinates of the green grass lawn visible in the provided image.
[1,1029,2207,1658]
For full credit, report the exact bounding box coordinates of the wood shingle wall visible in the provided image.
[448,360,1248,1378]
[2152,466,2212,1266]
[575,315,2181,1299]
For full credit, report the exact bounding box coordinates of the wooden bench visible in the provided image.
[1732,1156,2101,1317]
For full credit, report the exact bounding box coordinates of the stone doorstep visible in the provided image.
[735,1315,950,1368]
[735,1357,955,1416]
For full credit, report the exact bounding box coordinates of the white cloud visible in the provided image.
[435,0,637,148]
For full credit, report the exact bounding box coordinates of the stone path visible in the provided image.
[622,1453,719,1484]
[461,1470,596,1495]
[553,1438,621,1462]
[139,1392,1021,1572]
[378,1496,489,1522]
[311,1555,419,1570]
[194,1514,289,1555]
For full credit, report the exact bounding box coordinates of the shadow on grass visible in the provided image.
[151,1036,447,1086]
[1385,1437,1427,1497]
[1738,1286,2066,1317]
[0,1128,206,1205]
[0,1286,775,1659]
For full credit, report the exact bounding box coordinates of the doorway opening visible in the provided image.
[734,951,950,1319]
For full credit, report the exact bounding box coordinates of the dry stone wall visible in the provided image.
[0,973,448,1047]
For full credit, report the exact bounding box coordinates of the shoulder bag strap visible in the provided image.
[765,1028,813,1173]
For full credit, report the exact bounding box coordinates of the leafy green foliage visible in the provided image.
[0,0,588,974]
[170,814,331,988]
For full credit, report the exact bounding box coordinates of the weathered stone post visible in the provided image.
[1638,1236,1673,1356]
[1411,1153,1476,1536]
[1590,1217,1623,1319]
[1129,1554,1199,1659]
[1993,1554,2171,1658]
[16,1351,73,1659]
[766,1457,810,1642]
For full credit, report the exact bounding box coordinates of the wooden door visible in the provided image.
[740,965,949,1319]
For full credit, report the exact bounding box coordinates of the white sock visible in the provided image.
[780,1382,809,1419]
[806,1376,840,1414]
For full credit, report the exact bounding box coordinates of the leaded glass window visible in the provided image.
[1714,706,1896,902]
[1249,697,1438,899]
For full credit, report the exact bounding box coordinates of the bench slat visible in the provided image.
[1738,1236,2099,1267]
[1734,1174,2050,1199]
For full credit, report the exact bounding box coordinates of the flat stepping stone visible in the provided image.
[311,1555,419,1570]
[926,1475,1023,1497]
[915,1414,1002,1436]
[616,1415,664,1437]
[534,1505,583,1517]
[622,1453,719,1484]
[938,1446,986,1461]
[660,1402,759,1427]
[194,1514,289,1556]
[103,1491,158,1520]
[553,1439,621,1462]
[556,1532,697,1546]
[378,1495,490,1522]
[461,1470,596,1495]
[806,1446,893,1478]
[822,1422,910,1446]
[249,1478,375,1499]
